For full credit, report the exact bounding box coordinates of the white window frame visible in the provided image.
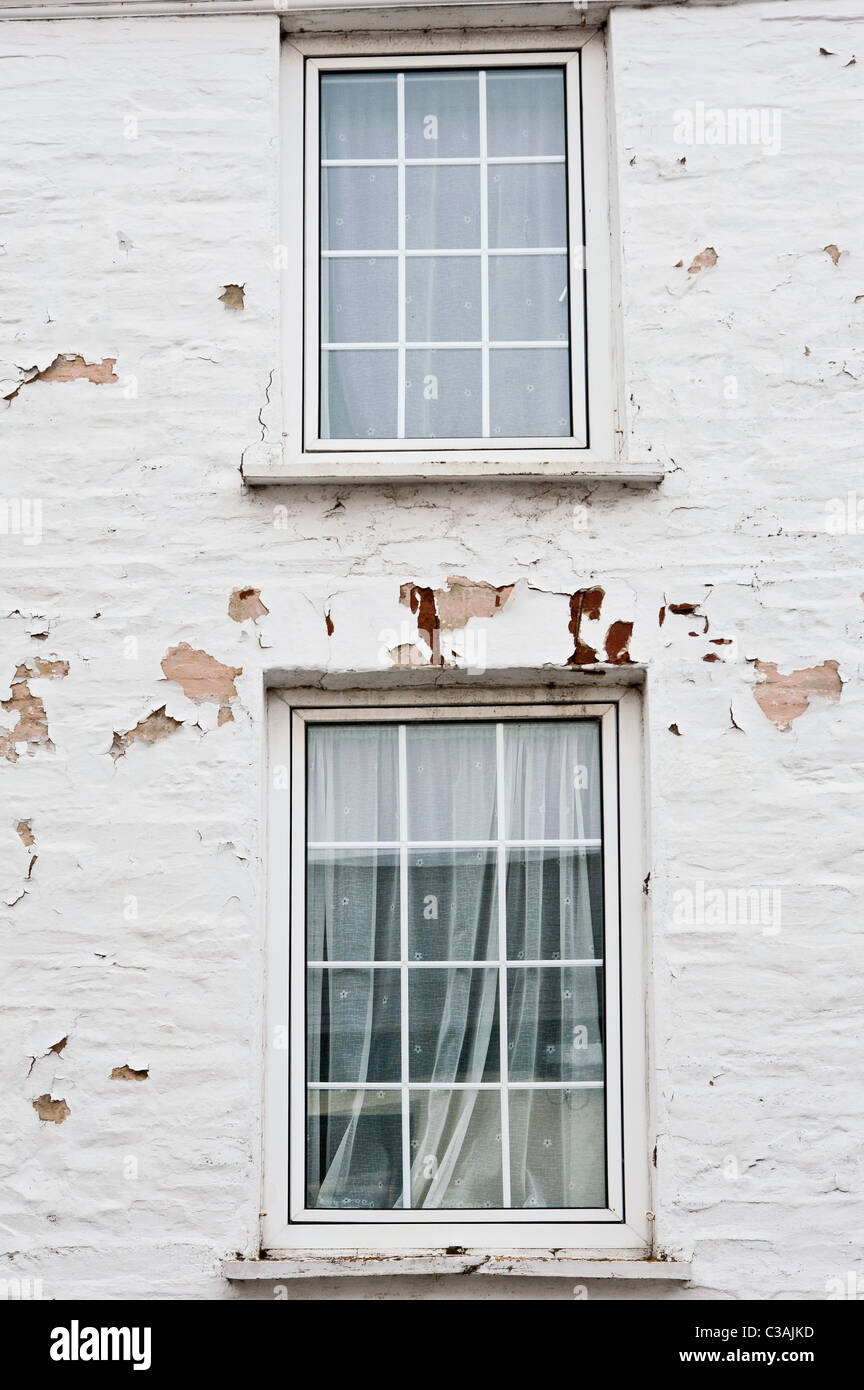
[264,686,650,1254]
[269,28,628,484]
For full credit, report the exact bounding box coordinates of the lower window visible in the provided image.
[266,692,648,1250]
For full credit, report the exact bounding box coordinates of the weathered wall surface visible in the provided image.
[1,2,862,1301]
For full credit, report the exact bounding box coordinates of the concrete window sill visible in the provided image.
[223,1253,692,1280]
[239,443,666,487]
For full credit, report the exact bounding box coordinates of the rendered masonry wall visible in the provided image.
[1,3,862,1300]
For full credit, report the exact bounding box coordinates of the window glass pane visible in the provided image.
[407,849,497,961]
[406,165,481,249]
[321,349,398,439]
[507,967,604,1082]
[320,73,397,160]
[406,722,497,840]
[404,71,480,158]
[410,1090,503,1208]
[307,724,399,842]
[409,968,499,1081]
[307,1088,403,1209]
[489,255,569,342]
[488,163,568,249]
[405,349,482,439]
[303,716,609,1214]
[307,968,401,1082]
[406,256,481,342]
[485,68,566,157]
[317,65,575,442]
[323,258,396,343]
[489,347,570,437]
[508,1088,606,1208]
[503,720,602,840]
[308,849,400,961]
[506,847,604,961]
[322,167,397,251]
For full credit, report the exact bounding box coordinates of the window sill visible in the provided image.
[223,1253,691,1281]
[240,443,666,486]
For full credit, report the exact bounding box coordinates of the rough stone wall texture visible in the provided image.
[1,3,862,1300]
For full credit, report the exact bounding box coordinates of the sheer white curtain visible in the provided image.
[306,725,403,1208]
[502,723,605,1209]
[305,719,605,1212]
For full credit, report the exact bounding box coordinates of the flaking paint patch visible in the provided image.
[399,584,440,665]
[399,583,437,636]
[398,576,514,667]
[3,355,116,404]
[0,4,859,1303]
[567,587,605,665]
[161,643,241,723]
[0,655,69,762]
[36,354,117,385]
[605,620,634,665]
[219,284,245,310]
[391,642,451,669]
[752,659,843,730]
[16,819,34,848]
[687,247,718,274]
[228,586,268,623]
[36,355,117,383]
[431,575,515,629]
[1,679,53,761]
[110,706,183,760]
[27,1037,67,1076]
[18,657,70,680]
[659,598,713,640]
[111,1065,148,1081]
[32,1095,70,1124]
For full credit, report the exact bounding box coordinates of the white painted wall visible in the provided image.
[1,1,862,1301]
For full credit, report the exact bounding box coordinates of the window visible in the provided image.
[268,33,622,482]
[314,62,580,447]
[265,691,649,1252]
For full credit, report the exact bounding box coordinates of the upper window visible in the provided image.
[313,62,582,447]
[269,36,618,480]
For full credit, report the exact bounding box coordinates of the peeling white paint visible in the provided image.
[0,1,862,1302]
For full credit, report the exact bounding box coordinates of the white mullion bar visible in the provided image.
[321,156,565,167]
[322,341,568,351]
[495,722,512,1207]
[488,247,568,256]
[322,248,567,258]
[322,158,398,167]
[398,722,411,1208]
[396,73,407,441]
[308,1081,604,1090]
[488,155,565,165]
[309,959,603,969]
[309,837,602,849]
[308,840,401,849]
[479,70,490,439]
